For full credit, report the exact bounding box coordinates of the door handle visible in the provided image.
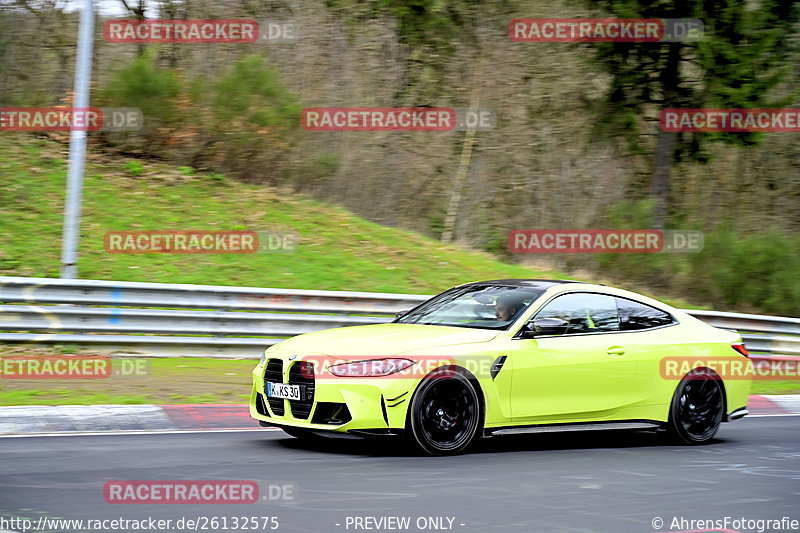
[607,346,626,356]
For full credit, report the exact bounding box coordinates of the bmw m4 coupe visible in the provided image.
[250,280,752,455]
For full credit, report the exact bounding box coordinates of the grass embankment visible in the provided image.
[0,134,565,291]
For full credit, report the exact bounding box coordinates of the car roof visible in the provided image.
[459,279,591,289]
[449,279,687,318]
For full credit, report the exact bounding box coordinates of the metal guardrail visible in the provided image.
[0,276,798,359]
[0,276,423,357]
[687,310,800,357]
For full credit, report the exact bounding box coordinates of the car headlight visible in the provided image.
[328,358,415,377]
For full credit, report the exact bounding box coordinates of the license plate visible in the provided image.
[266,382,301,400]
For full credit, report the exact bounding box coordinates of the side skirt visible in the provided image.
[484,420,663,437]
[724,407,748,422]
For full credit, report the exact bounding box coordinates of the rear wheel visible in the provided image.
[408,369,482,456]
[666,370,724,444]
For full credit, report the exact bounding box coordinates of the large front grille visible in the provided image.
[288,361,315,419]
[263,358,284,416]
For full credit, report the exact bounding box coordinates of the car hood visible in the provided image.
[269,323,500,358]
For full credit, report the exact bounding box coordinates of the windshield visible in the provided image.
[395,284,545,330]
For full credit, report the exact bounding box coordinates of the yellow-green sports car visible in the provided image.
[250,280,752,455]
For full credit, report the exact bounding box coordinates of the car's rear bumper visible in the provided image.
[722,373,752,422]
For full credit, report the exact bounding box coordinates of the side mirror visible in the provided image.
[521,317,569,337]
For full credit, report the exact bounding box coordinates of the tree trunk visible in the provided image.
[651,129,676,230]
[651,39,681,230]
[441,85,481,243]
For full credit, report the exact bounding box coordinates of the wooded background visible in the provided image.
[1,0,799,315]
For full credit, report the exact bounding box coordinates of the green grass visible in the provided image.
[751,380,800,395]
[0,357,256,405]
[0,389,153,405]
[0,134,568,293]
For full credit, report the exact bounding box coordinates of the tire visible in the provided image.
[408,368,482,456]
[666,370,725,445]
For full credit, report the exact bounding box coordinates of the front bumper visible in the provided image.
[249,358,415,434]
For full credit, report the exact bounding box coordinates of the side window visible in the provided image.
[616,298,674,330]
[534,293,620,334]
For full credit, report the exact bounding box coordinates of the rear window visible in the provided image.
[616,298,675,331]
[534,292,620,333]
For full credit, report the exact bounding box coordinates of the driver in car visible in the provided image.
[495,293,525,322]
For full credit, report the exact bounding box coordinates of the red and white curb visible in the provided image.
[0,395,797,435]
[0,404,260,435]
[748,394,800,415]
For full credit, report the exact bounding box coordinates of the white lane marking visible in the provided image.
[0,428,283,438]
[611,470,657,477]
[747,413,800,418]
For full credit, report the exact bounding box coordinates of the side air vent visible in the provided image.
[491,356,507,380]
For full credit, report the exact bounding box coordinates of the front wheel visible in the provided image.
[408,369,482,455]
[666,370,724,444]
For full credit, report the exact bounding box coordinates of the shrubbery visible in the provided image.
[595,201,800,316]
[98,51,300,183]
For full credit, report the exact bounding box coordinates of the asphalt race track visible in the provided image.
[1,416,798,533]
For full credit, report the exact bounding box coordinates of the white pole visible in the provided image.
[60,0,95,278]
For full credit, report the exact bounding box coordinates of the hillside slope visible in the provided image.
[0,134,568,293]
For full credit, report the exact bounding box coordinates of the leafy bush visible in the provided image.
[595,200,800,316]
[124,161,145,176]
[101,48,181,137]
[686,228,800,316]
[97,53,300,185]
[200,55,301,183]
[291,154,340,191]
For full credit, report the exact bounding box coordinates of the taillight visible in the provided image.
[731,342,749,357]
